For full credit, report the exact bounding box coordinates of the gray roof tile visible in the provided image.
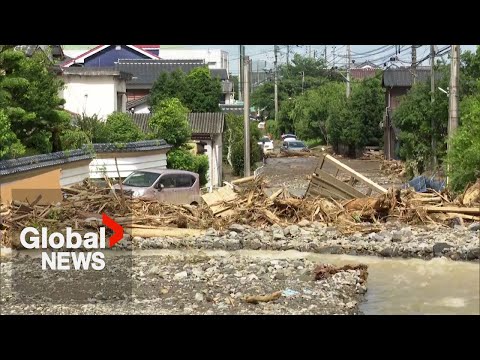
[188,112,225,134]
[116,59,206,88]
[0,149,93,176]
[92,139,171,153]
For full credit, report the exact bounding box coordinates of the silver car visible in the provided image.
[113,169,202,205]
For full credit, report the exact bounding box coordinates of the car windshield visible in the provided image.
[289,141,306,148]
[122,171,160,187]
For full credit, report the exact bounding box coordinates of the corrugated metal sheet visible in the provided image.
[382,67,439,87]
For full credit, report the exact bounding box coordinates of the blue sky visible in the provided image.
[171,45,478,75]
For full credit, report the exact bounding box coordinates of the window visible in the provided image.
[123,171,160,187]
[158,174,176,189]
[176,175,195,188]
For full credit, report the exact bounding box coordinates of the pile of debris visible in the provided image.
[380,160,406,178]
[360,149,383,161]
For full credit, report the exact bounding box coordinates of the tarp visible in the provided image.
[405,175,446,193]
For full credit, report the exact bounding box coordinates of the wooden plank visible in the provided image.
[268,188,283,201]
[424,206,480,215]
[231,176,255,185]
[308,179,352,200]
[445,213,480,221]
[201,186,238,217]
[314,170,366,198]
[320,154,388,194]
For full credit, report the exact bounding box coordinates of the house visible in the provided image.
[117,59,205,103]
[14,45,65,62]
[61,45,159,68]
[350,68,378,81]
[58,67,132,119]
[157,48,230,73]
[130,112,225,189]
[352,60,379,69]
[381,66,436,159]
[127,96,150,113]
[116,59,234,106]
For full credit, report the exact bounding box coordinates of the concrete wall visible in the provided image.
[89,151,168,179]
[60,160,91,187]
[0,168,63,205]
[131,102,150,114]
[62,75,116,119]
[203,134,223,189]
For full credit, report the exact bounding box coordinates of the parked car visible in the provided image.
[280,140,310,153]
[258,136,274,153]
[281,134,297,140]
[113,169,201,205]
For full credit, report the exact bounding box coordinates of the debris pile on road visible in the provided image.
[380,159,406,178]
[313,264,368,284]
[2,173,479,248]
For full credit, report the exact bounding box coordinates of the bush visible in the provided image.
[265,119,280,139]
[167,147,209,186]
[231,136,262,176]
[102,112,144,143]
[304,138,323,148]
[60,129,91,150]
[446,95,480,192]
[149,98,191,147]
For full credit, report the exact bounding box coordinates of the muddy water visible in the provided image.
[134,249,480,315]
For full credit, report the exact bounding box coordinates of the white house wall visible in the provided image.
[62,76,116,119]
[89,153,168,179]
[114,78,127,113]
[132,103,150,113]
[60,164,91,187]
[204,134,223,189]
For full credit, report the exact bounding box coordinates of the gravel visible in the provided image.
[1,253,367,315]
[131,223,480,261]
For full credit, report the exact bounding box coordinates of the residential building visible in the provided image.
[61,45,159,68]
[116,59,234,106]
[58,67,132,119]
[381,66,438,160]
[130,112,225,189]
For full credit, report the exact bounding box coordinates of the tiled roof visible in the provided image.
[188,112,225,134]
[92,139,171,153]
[116,59,206,88]
[127,96,149,109]
[0,149,93,176]
[130,112,225,135]
[382,67,438,87]
[130,113,153,133]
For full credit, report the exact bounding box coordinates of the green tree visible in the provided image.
[0,49,69,153]
[184,67,222,112]
[149,98,191,147]
[393,81,448,175]
[149,69,187,107]
[446,94,480,191]
[347,75,384,148]
[223,114,262,176]
[0,109,25,159]
[102,112,144,143]
[460,45,480,97]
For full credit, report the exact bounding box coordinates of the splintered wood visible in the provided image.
[201,186,238,218]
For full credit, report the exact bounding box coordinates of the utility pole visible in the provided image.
[324,46,327,62]
[274,45,279,122]
[332,46,336,68]
[430,45,436,168]
[249,58,253,94]
[412,45,417,84]
[448,45,460,140]
[286,45,290,66]
[346,45,351,98]
[239,45,245,101]
[243,56,251,177]
[308,45,312,58]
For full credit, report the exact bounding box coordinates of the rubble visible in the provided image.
[380,160,406,178]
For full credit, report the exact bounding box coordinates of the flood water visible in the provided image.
[134,249,480,315]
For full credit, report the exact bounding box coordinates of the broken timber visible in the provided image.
[306,154,388,200]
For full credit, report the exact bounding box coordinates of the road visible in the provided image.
[258,155,403,197]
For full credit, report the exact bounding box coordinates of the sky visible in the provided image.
[169,45,478,75]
